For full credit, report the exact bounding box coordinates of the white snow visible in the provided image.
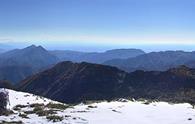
[8,89,56,108]
[0,88,9,95]
[1,89,195,124]
[69,102,195,124]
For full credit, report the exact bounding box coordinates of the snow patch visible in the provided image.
[0,89,195,124]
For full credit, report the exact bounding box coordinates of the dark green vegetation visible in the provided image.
[9,103,69,123]
[18,113,29,119]
[0,102,69,123]
[46,115,64,122]
[21,103,68,116]
[46,102,69,110]
[0,110,14,116]
[0,121,23,124]
[19,61,195,105]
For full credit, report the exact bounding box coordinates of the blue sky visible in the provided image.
[0,0,195,51]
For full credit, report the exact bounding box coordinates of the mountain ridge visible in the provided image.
[19,61,195,104]
[104,50,195,72]
[50,48,145,63]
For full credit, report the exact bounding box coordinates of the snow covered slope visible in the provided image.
[0,89,195,124]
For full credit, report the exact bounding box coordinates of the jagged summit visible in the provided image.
[27,44,36,48]
[23,45,46,52]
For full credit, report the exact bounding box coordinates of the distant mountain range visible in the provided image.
[104,51,195,72]
[0,45,145,84]
[50,48,145,64]
[50,49,195,72]
[19,61,195,104]
[0,44,195,85]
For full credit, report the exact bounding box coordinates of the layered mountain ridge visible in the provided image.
[50,48,145,63]
[104,50,195,72]
[19,61,195,104]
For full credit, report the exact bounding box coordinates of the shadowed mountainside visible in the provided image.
[19,61,195,104]
[0,80,13,89]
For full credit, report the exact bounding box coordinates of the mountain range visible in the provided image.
[0,45,145,84]
[19,61,195,104]
[0,44,195,122]
[50,48,145,63]
[0,44,195,91]
[104,51,195,72]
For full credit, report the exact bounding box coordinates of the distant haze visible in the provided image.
[0,42,195,53]
[43,43,195,53]
[0,0,195,49]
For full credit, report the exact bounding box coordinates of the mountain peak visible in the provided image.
[26,44,43,49]
[29,44,36,48]
[24,45,46,52]
[26,44,38,49]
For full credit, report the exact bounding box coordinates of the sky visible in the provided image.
[0,0,195,51]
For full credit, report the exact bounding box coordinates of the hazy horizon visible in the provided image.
[0,41,195,53]
[0,0,195,52]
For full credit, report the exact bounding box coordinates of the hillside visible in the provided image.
[19,61,129,103]
[0,80,13,89]
[19,61,195,104]
[0,89,195,124]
